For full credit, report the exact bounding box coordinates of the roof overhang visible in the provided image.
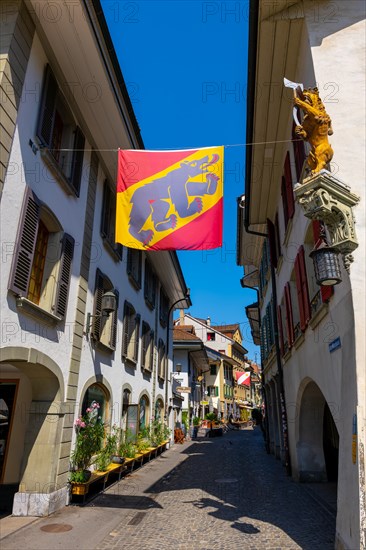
[237,0,305,269]
[245,302,260,346]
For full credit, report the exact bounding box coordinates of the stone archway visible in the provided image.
[297,380,339,483]
[0,347,66,516]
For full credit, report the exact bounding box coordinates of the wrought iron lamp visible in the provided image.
[310,242,342,286]
[85,291,117,336]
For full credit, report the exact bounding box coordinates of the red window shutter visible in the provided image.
[292,120,306,181]
[275,213,281,259]
[54,233,75,318]
[277,305,284,356]
[312,221,334,303]
[281,176,289,228]
[267,219,277,268]
[284,283,295,346]
[284,152,295,220]
[295,246,311,331]
[8,187,40,297]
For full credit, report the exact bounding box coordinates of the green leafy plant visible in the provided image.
[205,412,217,421]
[94,448,111,472]
[70,403,104,473]
[117,428,137,458]
[192,416,201,426]
[69,469,91,483]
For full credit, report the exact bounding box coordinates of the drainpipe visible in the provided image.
[240,200,291,475]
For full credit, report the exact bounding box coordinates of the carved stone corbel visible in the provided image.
[294,170,360,270]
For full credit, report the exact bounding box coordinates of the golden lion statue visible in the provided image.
[294,87,333,174]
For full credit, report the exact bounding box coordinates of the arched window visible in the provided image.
[139,394,149,430]
[82,383,108,423]
[155,398,164,421]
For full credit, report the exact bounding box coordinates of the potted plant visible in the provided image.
[192,416,200,439]
[117,428,137,459]
[69,402,104,483]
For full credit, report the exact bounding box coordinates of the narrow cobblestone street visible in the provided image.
[1,428,336,550]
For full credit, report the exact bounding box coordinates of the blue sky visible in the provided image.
[101,0,259,361]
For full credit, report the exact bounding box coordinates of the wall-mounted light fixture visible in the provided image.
[310,242,342,286]
[85,291,117,337]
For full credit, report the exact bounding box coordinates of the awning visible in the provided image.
[235,371,251,386]
[245,302,260,346]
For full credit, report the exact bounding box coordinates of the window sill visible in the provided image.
[309,302,329,330]
[94,340,115,353]
[123,356,137,367]
[276,255,284,273]
[127,274,141,291]
[294,332,305,350]
[40,148,78,197]
[102,237,122,262]
[16,297,62,326]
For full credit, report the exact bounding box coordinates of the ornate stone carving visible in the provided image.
[294,170,360,259]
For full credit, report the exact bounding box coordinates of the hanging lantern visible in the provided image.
[310,243,342,286]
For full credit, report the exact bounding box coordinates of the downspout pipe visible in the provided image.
[241,0,291,475]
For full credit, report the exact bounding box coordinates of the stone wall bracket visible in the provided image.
[294,170,360,272]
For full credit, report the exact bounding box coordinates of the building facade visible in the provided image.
[237,2,365,549]
[0,0,190,516]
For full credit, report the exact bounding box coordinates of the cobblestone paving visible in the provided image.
[97,429,335,550]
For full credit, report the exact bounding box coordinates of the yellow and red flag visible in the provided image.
[116,146,223,250]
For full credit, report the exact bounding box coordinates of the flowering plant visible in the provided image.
[70,402,104,474]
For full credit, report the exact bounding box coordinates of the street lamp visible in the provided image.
[85,291,117,337]
[310,242,342,286]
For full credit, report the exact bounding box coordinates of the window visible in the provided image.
[139,394,150,430]
[126,248,142,289]
[82,383,108,423]
[8,187,75,320]
[159,287,169,328]
[312,221,334,304]
[101,181,122,260]
[141,321,154,372]
[277,302,285,356]
[122,301,140,363]
[144,259,156,309]
[208,386,218,397]
[155,398,164,421]
[91,269,118,350]
[37,65,85,196]
[267,216,281,269]
[210,365,217,376]
[157,338,166,380]
[281,152,295,229]
[207,332,215,341]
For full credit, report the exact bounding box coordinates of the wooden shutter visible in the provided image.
[122,301,131,358]
[284,283,295,347]
[70,126,85,196]
[295,246,311,331]
[141,322,147,368]
[284,152,295,220]
[149,330,154,371]
[277,305,285,356]
[37,65,58,147]
[267,219,277,268]
[54,233,75,318]
[133,314,140,362]
[8,188,40,296]
[110,289,119,350]
[281,176,289,228]
[312,220,334,303]
[292,120,306,181]
[92,269,104,341]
